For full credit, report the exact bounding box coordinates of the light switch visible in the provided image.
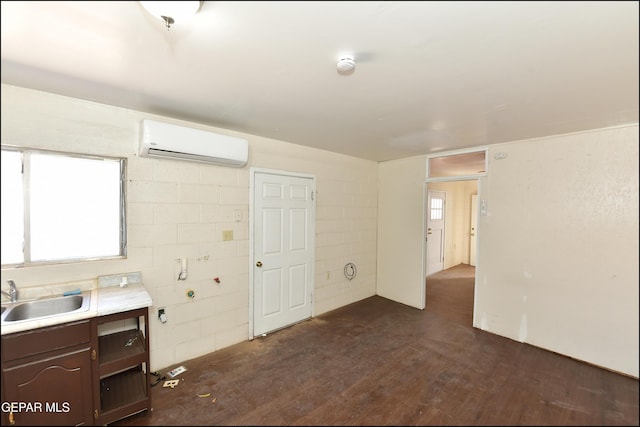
[223,230,234,241]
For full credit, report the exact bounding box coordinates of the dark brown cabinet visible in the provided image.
[1,307,151,426]
[1,320,95,426]
[94,307,151,425]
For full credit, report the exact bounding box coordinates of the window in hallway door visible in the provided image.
[430,197,444,220]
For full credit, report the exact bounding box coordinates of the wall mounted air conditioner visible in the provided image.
[139,119,248,167]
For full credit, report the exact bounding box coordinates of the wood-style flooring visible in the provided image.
[114,264,639,426]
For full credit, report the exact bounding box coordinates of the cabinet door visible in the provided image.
[3,347,94,426]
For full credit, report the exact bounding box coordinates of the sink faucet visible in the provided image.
[1,280,19,303]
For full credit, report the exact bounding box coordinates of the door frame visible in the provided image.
[424,147,487,318]
[249,167,316,340]
[424,177,482,316]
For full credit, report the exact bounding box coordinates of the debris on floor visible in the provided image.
[163,379,180,388]
[167,365,187,378]
[150,371,166,387]
[195,392,216,403]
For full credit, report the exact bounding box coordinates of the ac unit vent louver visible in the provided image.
[139,119,248,167]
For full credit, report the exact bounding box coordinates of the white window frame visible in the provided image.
[1,145,127,267]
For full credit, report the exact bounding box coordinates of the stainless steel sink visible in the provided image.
[1,293,90,323]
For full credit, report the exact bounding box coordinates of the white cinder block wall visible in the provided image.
[0,84,377,371]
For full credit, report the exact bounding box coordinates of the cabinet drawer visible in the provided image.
[2,320,91,362]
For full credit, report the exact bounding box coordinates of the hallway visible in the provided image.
[426,263,475,326]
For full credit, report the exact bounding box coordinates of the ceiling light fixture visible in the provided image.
[337,55,356,75]
[140,1,203,30]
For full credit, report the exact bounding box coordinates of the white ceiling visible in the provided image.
[1,1,638,162]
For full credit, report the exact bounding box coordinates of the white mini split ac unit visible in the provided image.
[139,119,248,167]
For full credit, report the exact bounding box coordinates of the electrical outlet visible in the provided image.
[158,308,167,324]
[223,230,234,241]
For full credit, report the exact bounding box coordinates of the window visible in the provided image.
[430,197,444,220]
[427,150,487,178]
[1,147,127,266]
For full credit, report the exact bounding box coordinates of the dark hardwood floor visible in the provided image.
[115,264,639,426]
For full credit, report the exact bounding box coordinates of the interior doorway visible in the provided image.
[424,178,478,322]
[425,180,477,272]
[424,148,486,323]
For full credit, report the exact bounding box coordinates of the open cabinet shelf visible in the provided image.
[94,307,151,425]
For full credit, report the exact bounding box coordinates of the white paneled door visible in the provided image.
[426,190,446,276]
[252,171,315,337]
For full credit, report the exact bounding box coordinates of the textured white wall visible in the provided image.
[476,124,639,378]
[0,84,377,371]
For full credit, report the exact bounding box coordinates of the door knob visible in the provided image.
[427,228,432,235]
[256,261,263,267]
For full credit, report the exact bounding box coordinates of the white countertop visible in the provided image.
[1,283,152,335]
[97,283,153,316]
